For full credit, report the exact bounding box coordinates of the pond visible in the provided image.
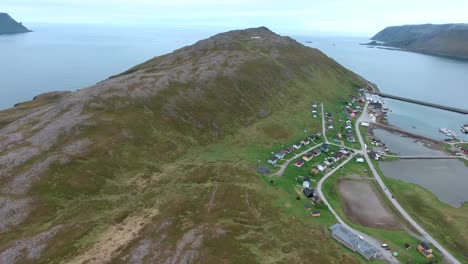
[380,159,468,207]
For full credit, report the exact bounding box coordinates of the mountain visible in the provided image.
[370,24,468,59]
[0,27,366,263]
[0,13,31,35]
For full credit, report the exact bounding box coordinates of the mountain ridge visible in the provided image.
[370,23,468,59]
[0,27,366,263]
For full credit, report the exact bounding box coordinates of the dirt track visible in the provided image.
[338,179,401,229]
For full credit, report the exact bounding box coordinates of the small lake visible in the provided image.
[380,159,468,207]
[372,129,447,156]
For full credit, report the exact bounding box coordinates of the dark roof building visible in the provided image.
[329,224,381,260]
[303,188,315,198]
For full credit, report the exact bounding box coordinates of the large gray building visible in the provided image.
[329,224,381,260]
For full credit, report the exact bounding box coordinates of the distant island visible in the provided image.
[0,13,31,35]
[367,24,468,60]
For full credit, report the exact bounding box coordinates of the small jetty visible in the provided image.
[370,92,468,115]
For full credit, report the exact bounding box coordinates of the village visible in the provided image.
[260,90,443,263]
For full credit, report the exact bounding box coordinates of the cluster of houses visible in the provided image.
[294,143,328,168]
[267,133,321,166]
[311,102,318,118]
[310,146,351,174]
[368,138,389,160]
[365,94,387,118]
[301,176,321,205]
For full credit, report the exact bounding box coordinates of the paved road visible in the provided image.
[356,103,461,264]
[316,154,399,264]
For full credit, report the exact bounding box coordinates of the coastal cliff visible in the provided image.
[370,24,468,59]
[0,13,31,35]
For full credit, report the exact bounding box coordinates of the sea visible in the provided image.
[0,23,467,141]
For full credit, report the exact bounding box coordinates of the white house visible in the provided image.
[356,157,365,163]
[303,181,310,188]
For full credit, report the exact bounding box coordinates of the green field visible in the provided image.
[321,161,443,263]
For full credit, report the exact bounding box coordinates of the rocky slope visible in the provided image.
[0,27,366,263]
[371,23,468,59]
[0,13,31,35]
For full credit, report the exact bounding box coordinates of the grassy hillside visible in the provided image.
[0,27,367,263]
[371,23,468,59]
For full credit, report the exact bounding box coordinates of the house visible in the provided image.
[274,151,286,159]
[369,151,380,160]
[293,143,301,150]
[303,153,313,161]
[285,146,294,153]
[311,167,319,175]
[313,149,321,156]
[321,144,330,153]
[327,157,335,163]
[303,188,315,198]
[312,195,321,204]
[356,157,365,163]
[308,135,317,142]
[345,125,352,130]
[417,242,434,259]
[317,164,325,172]
[294,160,305,168]
[361,122,369,127]
[324,160,330,166]
[347,135,356,142]
[311,210,321,217]
[268,156,278,165]
[302,181,310,188]
[328,125,334,130]
[301,138,311,145]
[333,137,340,143]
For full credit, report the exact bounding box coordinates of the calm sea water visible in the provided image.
[1,24,467,141]
[298,36,468,141]
[0,23,220,109]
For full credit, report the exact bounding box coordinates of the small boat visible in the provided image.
[439,128,451,136]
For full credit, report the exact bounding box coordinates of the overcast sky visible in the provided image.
[3,0,468,35]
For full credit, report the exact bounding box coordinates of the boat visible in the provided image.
[461,124,468,134]
[439,128,451,136]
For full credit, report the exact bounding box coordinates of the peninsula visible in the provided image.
[369,23,468,60]
[0,13,31,35]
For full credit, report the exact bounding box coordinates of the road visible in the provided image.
[269,143,322,177]
[355,103,461,264]
[316,154,399,263]
[321,102,329,144]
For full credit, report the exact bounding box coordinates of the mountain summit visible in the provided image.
[0,13,31,35]
[0,27,365,263]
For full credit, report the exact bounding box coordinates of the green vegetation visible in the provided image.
[382,176,468,263]
[0,28,369,263]
[322,162,443,263]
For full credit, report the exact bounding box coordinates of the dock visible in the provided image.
[370,92,468,114]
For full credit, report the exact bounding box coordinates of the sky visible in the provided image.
[3,0,468,35]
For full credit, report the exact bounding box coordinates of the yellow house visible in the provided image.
[417,242,433,259]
